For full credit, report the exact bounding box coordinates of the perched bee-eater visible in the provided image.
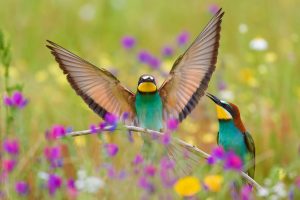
[206,93,255,178]
[46,9,224,167]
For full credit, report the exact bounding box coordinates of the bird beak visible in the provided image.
[206,92,221,106]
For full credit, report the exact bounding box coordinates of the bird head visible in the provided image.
[206,92,246,132]
[206,93,239,120]
[137,75,157,93]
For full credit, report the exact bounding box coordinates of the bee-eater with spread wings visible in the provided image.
[47,9,224,170]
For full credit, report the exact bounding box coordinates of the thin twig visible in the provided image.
[65,125,264,191]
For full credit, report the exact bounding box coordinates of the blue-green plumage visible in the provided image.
[135,91,163,131]
[218,120,248,164]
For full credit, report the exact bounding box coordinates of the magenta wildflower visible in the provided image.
[166,118,179,131]
[224,151,243,171]
[177,31,189,46]
[240,184,253,200]
[160,157,176,187]
[2,159,16,173]
[138,176,155,193]
[148,56,161,69]
[207,146,225,165]
[67,179,78,198]
[3,91,28,109]
[207,156,216,165]
[15,181,29,196]
[217,79,227,91]
[295,176,300,189]
[162,46,173,57]
[137,50,152,63]
[104,143,119,157]
[133,154,144,165]
[122,112,129,120]
[161,133,171,146]
[47,174,62,196]
[104,113,118,131]
[3,96,13,106]
[144,165,156,177]
[3,139,19,155]
[208,4,220,14]
[46,125,66,140]
[212,146,225,159]
[121,35,136,49]
[44,146,62,168]
[90,124,98,134]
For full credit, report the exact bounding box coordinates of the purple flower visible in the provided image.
[207,156,216,165]
[160,133,171,146]
[104,143,119,157]
[212,146,225,159]
[217,79,227,91]
[46,125,66,140]
[240,184,253,200]
[166,118,179,131]
[121,35,136,49]
[162,46,173,57]
[67,179,77,198]
[3,96,13,106]
[160,157,175,170]
[177,31,189,46]
[90,124,98,134]
[122,112,129,120]
[224,151,243,171]
[15,181,29,196]
[148,56,161,69]
[137,50,151,63]
[105,113,118,125]
[208,4,220,14]
[133,154,144,165]
[3,91,28,109]
[47,174,62,196]
[44,146,62,168]
[144,165,156,177]
[2,159,16,173]
[3,139,19,155]
[138,176,155,193]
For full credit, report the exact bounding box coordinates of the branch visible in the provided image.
[65,125,264,191]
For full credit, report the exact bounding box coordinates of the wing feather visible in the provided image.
[46,40,136,122]
[159,9,224,121]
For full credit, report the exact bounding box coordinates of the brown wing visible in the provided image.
[159,9,224,121]
[46,40,136,122]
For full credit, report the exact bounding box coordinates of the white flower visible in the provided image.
[257,187,270,197]
[239,23,248,33]
[79,4,96,21]
[37,171,49,180]
[249,37,268,51]
[75,170,105,193]
[272,182,287,197]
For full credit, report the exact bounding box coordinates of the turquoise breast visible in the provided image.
[135,92,163,131]
[218,120,248,163]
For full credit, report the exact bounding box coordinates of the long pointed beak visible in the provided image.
[206,92,222,105]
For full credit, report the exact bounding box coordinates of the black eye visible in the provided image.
[222,103,234,116]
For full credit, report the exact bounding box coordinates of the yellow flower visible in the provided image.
[174,176,201,197]
[265,52,277,63]
[74,137,86,147]
[204,175,223,192]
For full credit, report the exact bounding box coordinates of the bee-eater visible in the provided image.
[46,9,224,168]
[206,93,255,178]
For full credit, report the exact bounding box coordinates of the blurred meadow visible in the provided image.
[0,0,300,199]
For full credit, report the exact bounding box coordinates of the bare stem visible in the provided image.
[65,125,264,191]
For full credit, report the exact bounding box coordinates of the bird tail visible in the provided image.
[166,139,207,176]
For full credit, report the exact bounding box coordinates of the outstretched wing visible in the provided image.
[159,9,224,121]
[244,131,255,178]
[46,40,136,122]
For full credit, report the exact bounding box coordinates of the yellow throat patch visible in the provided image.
[138,82,157,92]
[216,105,232,120]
